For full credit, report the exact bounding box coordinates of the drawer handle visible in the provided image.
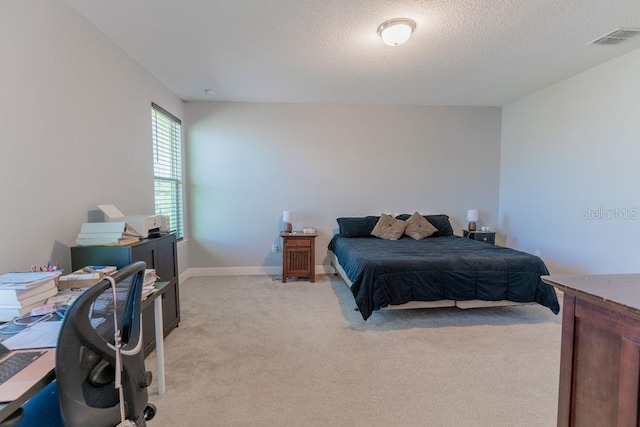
[483,237,488,241]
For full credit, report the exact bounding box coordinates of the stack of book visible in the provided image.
[142,269,158,300]
[76,222,140,246]
[0,272,60,318]
[58,266,117,289]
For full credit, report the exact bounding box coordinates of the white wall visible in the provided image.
[186,102,502,270]
[500,48,640,274]
[0,0,187,273]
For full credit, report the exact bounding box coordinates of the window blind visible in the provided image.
[152,103,183,238]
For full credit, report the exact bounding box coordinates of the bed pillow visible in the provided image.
[404,212,439,240]
[336,216,380,237]
[425,214,454,236]
[370,214,407,240]
[395,213,454,237]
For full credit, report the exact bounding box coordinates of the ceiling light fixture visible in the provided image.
[204,89,216,96]
[377,18,416,46]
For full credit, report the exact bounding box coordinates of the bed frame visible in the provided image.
[329,251,533,312]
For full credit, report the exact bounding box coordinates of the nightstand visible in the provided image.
[463,230,496,244]
[280,231,317,283]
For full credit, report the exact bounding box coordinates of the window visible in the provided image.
[152,103,184,238]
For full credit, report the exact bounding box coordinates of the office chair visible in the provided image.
[15,261,156,427]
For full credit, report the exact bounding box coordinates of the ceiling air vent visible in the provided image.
[589,27,640,46]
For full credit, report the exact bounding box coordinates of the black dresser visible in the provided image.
[71,233,180,356]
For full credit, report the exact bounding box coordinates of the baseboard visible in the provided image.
[178,269,194,283]
[181,265,332,280]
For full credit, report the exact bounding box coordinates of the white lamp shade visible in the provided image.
[378,19,416,46]
[283,210,293,223]
[467,210,479,222]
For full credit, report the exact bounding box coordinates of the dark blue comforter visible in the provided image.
[328,234,560,320]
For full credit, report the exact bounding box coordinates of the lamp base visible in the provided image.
[284,222,292,233]
[468,222,477,232]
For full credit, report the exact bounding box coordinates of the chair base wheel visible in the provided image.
[144,403,157,421]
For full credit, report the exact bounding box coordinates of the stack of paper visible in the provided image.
[0,272,60,318]
[141,286,157,301]
[143,269,157,286]
[141,269,158,300]
[2,321,63,349]
[76,222,140,246]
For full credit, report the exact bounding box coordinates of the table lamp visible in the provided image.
[283,210,293,233]
[467,210,478,232]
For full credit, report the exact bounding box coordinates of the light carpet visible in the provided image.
[144,275,562,426]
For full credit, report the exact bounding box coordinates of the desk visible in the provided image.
[0,282,168,422]
[0,318,58,422]
[142,281,168,395]
[542,274,640,426]
[0,367,55,422]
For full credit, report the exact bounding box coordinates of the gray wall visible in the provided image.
[499,48,640,274]
[0,0,186,273]
[11,0,635,277]
[186,102,502,271]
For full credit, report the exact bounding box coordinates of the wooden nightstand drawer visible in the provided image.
[286,238,311,247]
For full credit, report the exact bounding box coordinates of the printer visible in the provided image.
[98,204,169,238]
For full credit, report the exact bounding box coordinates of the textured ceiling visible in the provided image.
[65,0,640,106]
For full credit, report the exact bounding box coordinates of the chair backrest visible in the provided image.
[56,261,150,427]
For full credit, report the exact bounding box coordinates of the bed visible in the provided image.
[328,214,560,320]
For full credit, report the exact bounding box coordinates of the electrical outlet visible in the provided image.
[535,249,541,257]
[271,243,279,253]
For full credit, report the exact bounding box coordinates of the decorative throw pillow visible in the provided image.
[395,213,454,237]
[337,216,380,237]
[371,214,407,240]
[404,212,439,240]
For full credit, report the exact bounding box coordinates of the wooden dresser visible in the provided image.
[542,274,640,427]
